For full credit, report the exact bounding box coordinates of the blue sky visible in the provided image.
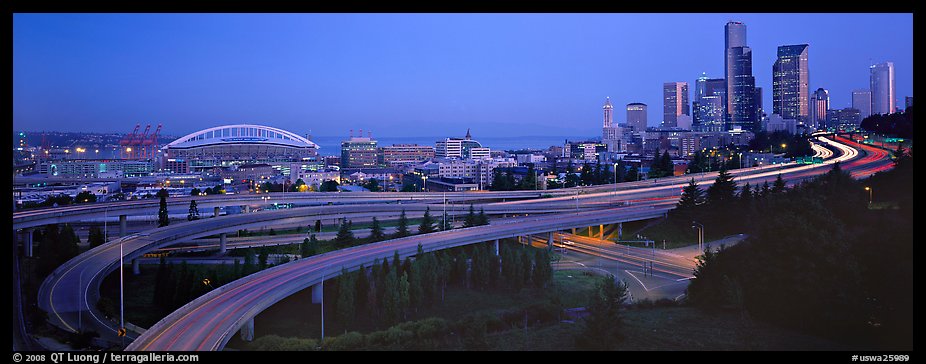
[13,13,913,138]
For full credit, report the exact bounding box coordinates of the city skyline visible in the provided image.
[13,13,913,137]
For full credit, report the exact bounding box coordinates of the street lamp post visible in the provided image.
[864,186,872,207]
[691,221,704,254]
[613,162,619,206]
[120,237,125,347]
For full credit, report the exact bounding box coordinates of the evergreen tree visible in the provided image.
[190,188,202,196]
[661,150,674,176]
[418,207,436,234]
[158,193,170,227]
[59,224,80,258]
[476,208,489,226]
[394,209,410,238]
[626,165,640,181]
[740,182,753,203]
[760,181,772,197]
[397,272,410,320]
[519,164,538,190]
[580,162,593,185]
[369,217,386,242]
[335,220,355,248]
[576,275,629,350]
[88,226,105,248]
[393,251,402,276]
[772,174,787,194]
[258,248,269,270]
[463,204,477,228]
[187,200,200,221]
[533,249,553,288]
[355,264,369,316]
[504,171,516,191]
[706,167,738,206]
[407,259,423,311]
[382,269,400,325]
[677,178,705,210]
[300,235,318,258]
[470,245,489,290]
[336,268,356,330]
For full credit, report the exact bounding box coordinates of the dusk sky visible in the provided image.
[13,13,913,139]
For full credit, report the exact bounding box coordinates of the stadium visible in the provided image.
[160,124,320,173]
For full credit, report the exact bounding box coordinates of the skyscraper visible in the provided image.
[601,97,622,151]
[852,89,872,119]
[870,62,895,115]
[727,46,757,131]
[662,82,689,128]
[772,44,810,121]
[755,86,764,120]
[626,103,648,132]
[811,88,829,129]
[602,96,613,128]
[724,21,757,132]
[905,96,913,110]
[693,74,726,132]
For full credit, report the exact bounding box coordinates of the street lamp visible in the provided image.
[613,162,619,205]
[691,221,704,254]
[864,186,872,207]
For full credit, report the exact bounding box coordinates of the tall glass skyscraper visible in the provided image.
[811,88,829,130]
[693,73,726,132]
[724,21,757,132]
[870,62,895,115]
[852,89,872,119]
[772,44,810,121]
[662,82,689,128]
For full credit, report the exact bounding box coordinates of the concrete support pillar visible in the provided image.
[494,239,500,256]
[132,259,140,275]
[599,224,604,239]
[119,215,127,237]
[244,205,251,213]
[239,317,255,342]
[547,231,554,248]
[24,229,34,257]
[618,223,623,240]
[311,281,324,304]
[219,233,227,255]
[213,206,220,218]
[588,226,592,236]
[571,227,576,235]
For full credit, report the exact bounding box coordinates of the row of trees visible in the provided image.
[685,159,912,349]
[329,242,554,330]
[33,224,82,277]
[151,248,272,313]
[859,106,913,138]
[189,184,227,196]
[324,205,490,252]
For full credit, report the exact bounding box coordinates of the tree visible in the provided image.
[88,226,105,248]
[301,234,318,258]
[290,178,306,192]
[190,188,202,196]
[355,264,369,316]
[212,184,226,194]
[156,188,169,199]
[158,193,170,227]
[677,178,705,210]
[187,200,200,221]
[397,272,410,320]
[335,220,355,248]
[362,178,381,192]
[418,207,436,234]
[369,217,386,242]
[771,174,787,194]
[533,249,553,288]
[336,268,356,330]
[75,191,97,203]
[394,209,410,238]
[576,275,629,350]
[519,164,537,190]
[258,248,269,269]
[706,167,737,206]
[463,204,477,228]
[382,269,400,325]
[626,165,640,182]
[739,182,753,204]
[476,208,489,226]
[319,180,340,192]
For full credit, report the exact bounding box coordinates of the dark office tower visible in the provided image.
[852,89,872,119]
[662,82,689,128]
[772,44,810,122]
[724,21,747,117]
[870,62,895,115]
[727,46,757,131]
[905,96,913,110]
[626,103,648,132]
[811,88,830,129]
[755,86,764,120]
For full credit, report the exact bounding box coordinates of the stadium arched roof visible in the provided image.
[164,124,320,149]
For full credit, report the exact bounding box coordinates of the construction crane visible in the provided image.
[142,123,162,159]
[120,124,140,159]
[134,124,151,159]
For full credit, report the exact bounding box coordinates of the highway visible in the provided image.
[127,204,671,351]
[32,134,889,350]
